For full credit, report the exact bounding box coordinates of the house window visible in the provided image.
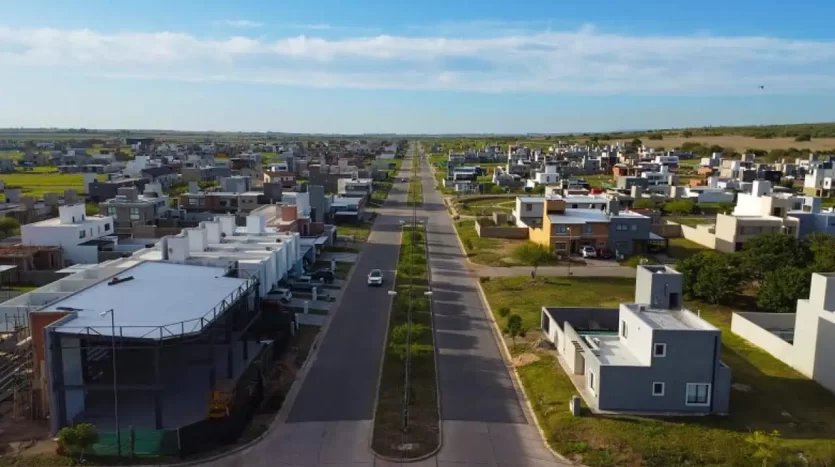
[621,320,628,338]
[616,224,629,231]
[130,207,140,220]
[630,224,638,231]
[654,343,667,357]
[556,225,568,234]
[525,203,532,212]
[104,223,111,231]
[188,198,198,206]
[588,371,595,391]
[571,204,578,208]
[652,382,665,396]
[107,207,116,216]
[685,383,711,406]
[556,243,567,250]
[78,230,86,239]
[582,224,592,234]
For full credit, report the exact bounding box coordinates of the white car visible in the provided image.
[271,288,293,303]
[367,269,384,286]
[581,245,597,258]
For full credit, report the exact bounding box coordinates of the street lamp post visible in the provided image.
[99,309,121,457]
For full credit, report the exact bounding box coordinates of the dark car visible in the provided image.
[310,269,335,283]
[597,248,615,259]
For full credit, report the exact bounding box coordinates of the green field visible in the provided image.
[0,168,105,202]
[482,276,835,466]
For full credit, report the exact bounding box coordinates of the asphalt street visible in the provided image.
[420,155,529,423]
[286,151,415,422]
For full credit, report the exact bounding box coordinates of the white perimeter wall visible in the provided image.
[731,312,797,369]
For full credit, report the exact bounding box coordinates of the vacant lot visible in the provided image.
[456,197,515,217]
[608,135,835,151]
[0,168,105,202]
[482,276,835,466]
[666,237,710,260]
[455,220,528,266]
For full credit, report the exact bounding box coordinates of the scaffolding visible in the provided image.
[0,309,34,419]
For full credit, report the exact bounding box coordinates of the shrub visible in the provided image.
[498,307,511,318]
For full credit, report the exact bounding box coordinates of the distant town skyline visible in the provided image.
[2,0,835,133]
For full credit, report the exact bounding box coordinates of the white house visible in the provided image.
[526,164,561,188]
[22,204,115,265]
[732,273,835,395]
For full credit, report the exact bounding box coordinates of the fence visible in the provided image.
[92,428,179,457]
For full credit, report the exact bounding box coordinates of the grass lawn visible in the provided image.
[666,237,710,260]
[372,226,439,459]
[335,222,373,243]
[581,174,614,188]
[0,168,105,202]
[482,276,835,466]
[455,220,528,266]
[456,197,515,217]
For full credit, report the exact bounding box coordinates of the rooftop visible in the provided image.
[26,214,111,228]
[583,334,642,366]
[43,261,252,339]
[624,304,716,331]
[549,209,611,224]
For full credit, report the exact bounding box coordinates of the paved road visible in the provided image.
[287,155,414,422]
[200,144,572,467]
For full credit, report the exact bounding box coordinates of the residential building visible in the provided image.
[21,204,115,265]
[518,195,651,256]
[99,186,172,233]
[178,189,267,215]
[541,265,731,414]
[0,158,14,173]
[181,164,231,183]
[85,176,148,203]
[804,167,835,198]
[337,178,373,198]
[263,170,297,188]
[732,272,835,394]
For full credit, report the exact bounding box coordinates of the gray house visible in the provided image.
[541,265,731,414]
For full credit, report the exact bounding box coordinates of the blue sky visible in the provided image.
[2,0,835,134]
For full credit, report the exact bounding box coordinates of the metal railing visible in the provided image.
[55,275,259,340]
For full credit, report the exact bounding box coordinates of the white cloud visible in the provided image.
[218,19,263,29]
[0,25,834,95]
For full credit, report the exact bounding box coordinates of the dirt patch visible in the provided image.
[512,353,540,367]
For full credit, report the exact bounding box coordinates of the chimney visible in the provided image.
[607,198,620,216]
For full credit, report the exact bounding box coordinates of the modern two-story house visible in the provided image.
[541,265,732,414]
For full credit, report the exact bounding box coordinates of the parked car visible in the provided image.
[367,269,384,286]
[291,275,325,290]
[310,269,335,283]
[581,245,597,258]
[597,248,614,260]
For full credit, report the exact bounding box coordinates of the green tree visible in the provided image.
[389,323,429,360]
[664,199,696,216]
[692,253,744,304]
[0,217,20,239]
[58,423,99,462]
[498,307,511,318]
[85,203,100,216]
[647,133,663,140]
[681,130,693,138]
[632,198,655,209]
[512,243,553,278]
[505,313,523,343]
[741,234,812,281]
[794,133,812,142]
[676,252,710,299]
[758,267,811,313]
[808,233,835,272]
[631,138,643,148]
[716,201,735,214]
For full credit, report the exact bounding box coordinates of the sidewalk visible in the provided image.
[470,264,637,278]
